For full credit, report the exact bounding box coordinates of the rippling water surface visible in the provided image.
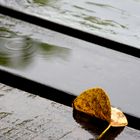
[0,15,71,69]
[0,0,140,48]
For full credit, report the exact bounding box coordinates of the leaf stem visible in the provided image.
[96,124,111,140]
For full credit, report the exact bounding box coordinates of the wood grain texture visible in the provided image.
[0,83,139,140]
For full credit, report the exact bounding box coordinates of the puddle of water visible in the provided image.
[0,0,140,48]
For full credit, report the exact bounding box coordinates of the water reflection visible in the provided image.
[32,0,50,5]
[0,27,70,69]
[29,0,57,6]
[1,0,140,47]
[0,27,17,38]
[73,109,124,140]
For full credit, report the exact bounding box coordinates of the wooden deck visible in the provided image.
[0,83,139,140]
[0,5,140,139]
[0,13,140,119]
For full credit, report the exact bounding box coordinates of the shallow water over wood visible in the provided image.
[0,15,140,119]
[0,0,140,48]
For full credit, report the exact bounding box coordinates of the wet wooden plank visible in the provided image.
[0,2,140,57]
[0,5,140,58]
[0,14,140,119]
[0,83,140,140]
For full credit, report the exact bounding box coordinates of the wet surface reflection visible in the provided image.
[0,14,140,118]
[73,109,124,140]
[32,0,51,5]
[0,26,71,69]
[0,0,140,48]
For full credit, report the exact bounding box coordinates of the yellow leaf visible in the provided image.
[73,87,128,139]
[73,87,111,123]
[111,107,128,127]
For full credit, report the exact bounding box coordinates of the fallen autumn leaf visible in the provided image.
[73,87,128,139]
